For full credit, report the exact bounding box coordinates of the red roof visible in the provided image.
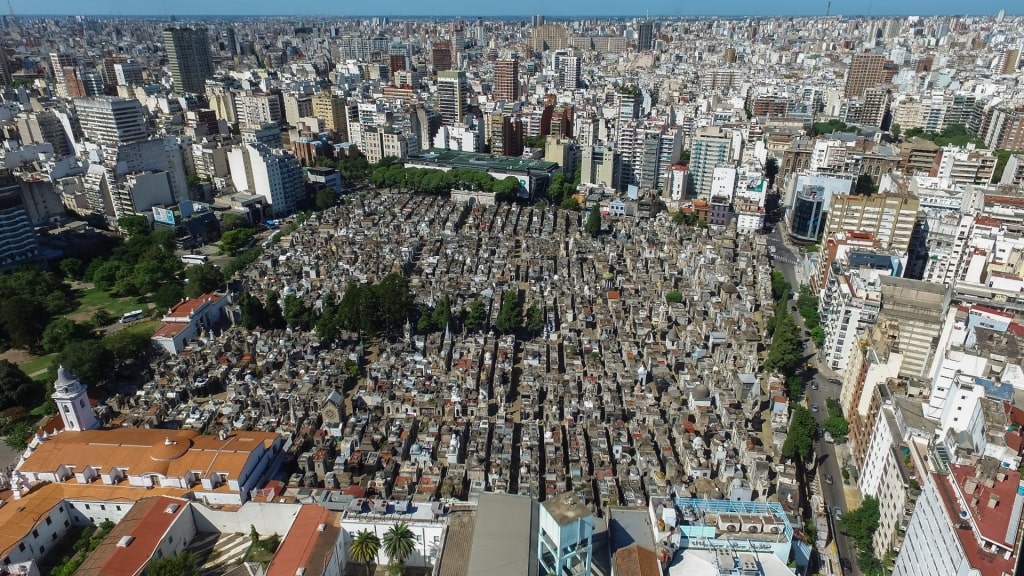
[948,464,1022,547]
[165,292,222,320]
[99,496,188,576]
[266,505,334,576]
[151,322,187,339]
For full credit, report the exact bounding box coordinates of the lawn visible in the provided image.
[20,353,58,379]
[69,286,151,323]
[116,319,162,337]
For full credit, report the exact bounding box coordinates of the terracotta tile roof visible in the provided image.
[19,428,278,485]
[165,292,222,321]
[76,496,189,576]
[0,483,188,559]
[266,505,339,576]
[612,544,662,576]
[152,322,187,339]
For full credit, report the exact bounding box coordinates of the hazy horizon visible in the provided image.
[7,0,1021,18]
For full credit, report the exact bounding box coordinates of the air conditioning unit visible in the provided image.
[723,523,740,533]
[746,524,760,533]
[769,525,782,534]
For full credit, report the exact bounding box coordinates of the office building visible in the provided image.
[437,70,469,126]
[637,22,654,50]
[582,145,620,190]
[363,126,409,165]
[312,91,349,141]
[876,276,948,379]
[844,52,886,98]
[225,27,238,56]
[112,61,143,86]
[16,110,74,157]
[164,27,215,94]
[690,127,733,199]
[487,113,523,157]
[530,24,569,52]
[494,58,519,102]
[49,53,81,98]
[826,192,920,254]
[431,43,452,72]
[75,96,148,144]
[283,94,313,125]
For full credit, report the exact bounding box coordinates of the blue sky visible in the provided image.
[17,0,1019,17]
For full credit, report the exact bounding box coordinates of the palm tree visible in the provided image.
[349,529,381,576]
[382,521,416,573]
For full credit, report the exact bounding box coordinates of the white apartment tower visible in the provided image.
[75,97,148,144]
[228,143,304,215]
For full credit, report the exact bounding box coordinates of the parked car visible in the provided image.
[826,474,834,485]
[834,507,843,520]
[811,403,819,412]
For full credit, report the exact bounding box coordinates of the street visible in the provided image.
[769,225,860,576]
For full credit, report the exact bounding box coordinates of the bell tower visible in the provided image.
[52,365,99,431]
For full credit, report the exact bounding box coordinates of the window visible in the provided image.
[31,530,38,539]
[51,533,57,541]
[100,505,106,511]
[18,543,25,553]
[85,504,91,510]
[64,520,69,528]
[116,506,122,511]
[39,545,44,554]
[80,399,85,408]
[45,517,52,526]
[59,506,64,513]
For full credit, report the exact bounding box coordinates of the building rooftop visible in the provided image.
[408,148,558,173]
[543,491,592,526]
[467,493,539,576]
[266,505,339,576]
[18,428,277,484]
[75,496,188,576]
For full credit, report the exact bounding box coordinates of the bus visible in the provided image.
[181,254,209,265]
[120,310,145,324]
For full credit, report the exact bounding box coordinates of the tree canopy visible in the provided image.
[55,340,115,386]
[382,521,416,570]
[0,360,37,412]
[184,264,225,298]
[781,405,817,461]
[349,529,381,576]
[144,551,201,576]
[585,207,602,237]
[495,290,523,334]
[332,274,413,339]
[838,496,880,550]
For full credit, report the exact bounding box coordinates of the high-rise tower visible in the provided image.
[164,27,214,94]
[437,70,469,126]
[844,52,886,99]
[494,58,519,102]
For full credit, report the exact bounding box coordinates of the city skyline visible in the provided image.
[10,0,1022,17]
